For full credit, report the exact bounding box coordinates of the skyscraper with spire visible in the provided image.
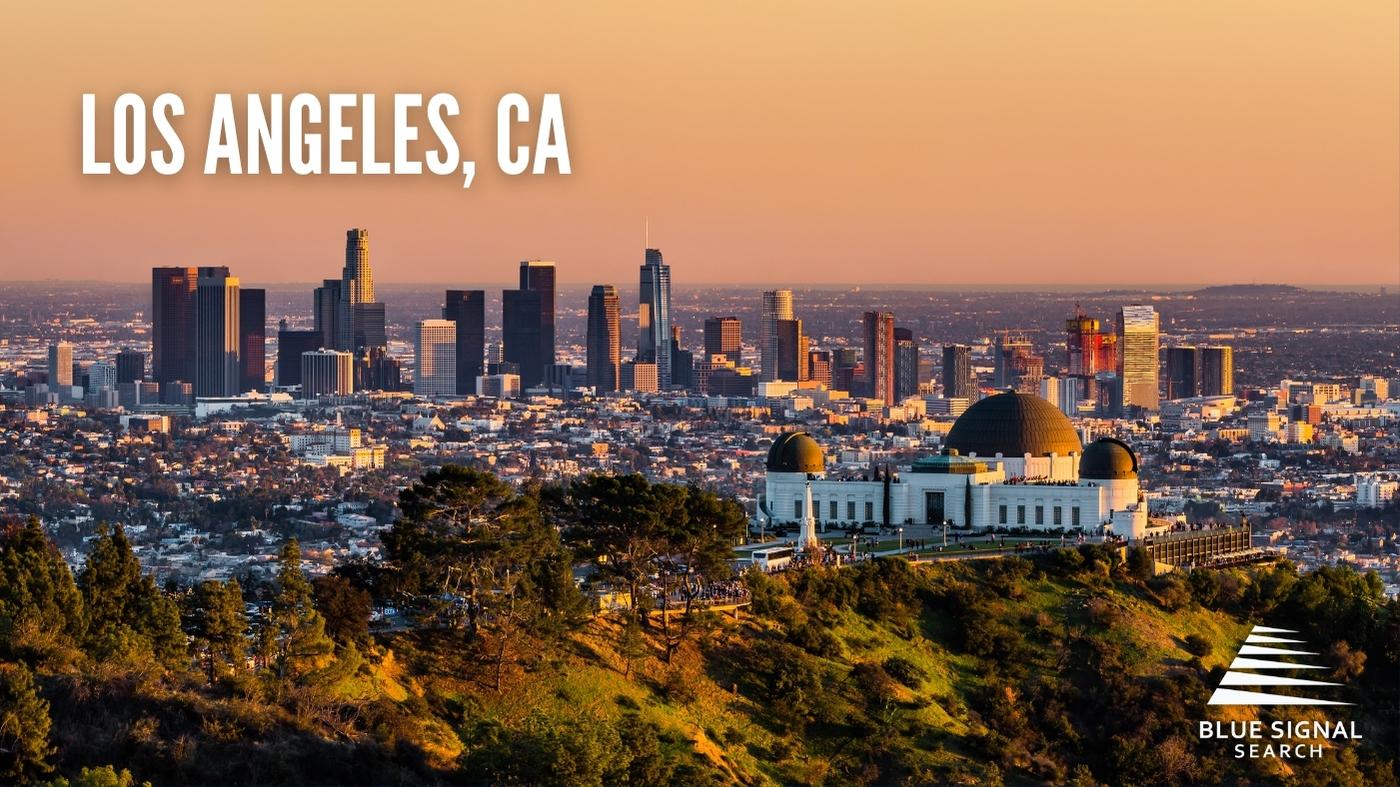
[638,248,672,388]
[323,228,392,390]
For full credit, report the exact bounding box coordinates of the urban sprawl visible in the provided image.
[2,230,1397,600]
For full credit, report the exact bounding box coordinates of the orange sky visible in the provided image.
[1,2,1396,286]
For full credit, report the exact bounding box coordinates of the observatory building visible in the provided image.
[760,391,1151,539]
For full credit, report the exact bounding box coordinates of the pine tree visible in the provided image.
[271,540,334,680]
[0,518,84,660]
[137,576,187,670]
[192,580,248,684]
[77,525,188,672]
[311,575,371,649]
[77,524,143,639]
[0,663,54,782]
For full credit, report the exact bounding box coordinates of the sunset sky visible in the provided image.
[1,2,1396,286]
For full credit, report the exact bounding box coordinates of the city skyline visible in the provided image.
[2,3,1397,287]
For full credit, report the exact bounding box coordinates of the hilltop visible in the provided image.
[1,469,1395,785]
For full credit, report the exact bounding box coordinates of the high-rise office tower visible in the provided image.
[1164,346,1199,400]
[620,361,658,392]
[1200,345,1234,397]
[363,350,402,392]
[276,321,322,388]
[313,279,342,350]
[775,318,808,381]
[194,269,241,397]
[343,228,374,301]
[942,344,974,400]
[670,325,693,390]
[86,361,117,393]
[760,290,793,382]
[351,302,386,353]
[638,249,672,387]
[115,349,145,384]
[47,342,74,387]
[502,288,544,387]
[993,333,1035,389]
[831,347,859,393]
[337,228,375,350]
[703,316,742,363]
[519,259,557,376]
[1116,304,1160,411]
[586,285,621,392]
[238,287,266,393]
[301,350,354,398]
[444,290,486,396]
[152,266,212,386]
[807,350,832,388]
[863,311,896,402]
[414,319,457,398]
[894,327,919,402]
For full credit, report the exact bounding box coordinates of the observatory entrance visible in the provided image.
[924,491,945,525]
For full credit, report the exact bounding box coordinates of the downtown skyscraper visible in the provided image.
[443,290,485,395]
[152,266,209,387]
[504,260,556,388]
[703,317,742,363]
[942,344,974,400]
[775,318,808,382]
[894,327,919,402]
[115,349,145,384]
[863,311,896,403]
[1116,304,1160,411]
[414,319,457,398]
[153,265,237,394]
[760,289,793,382]
[310,229,394,390]
[239,287,266,393]
[638,248,672,388]
[337,228,375,351]
[1200,345,1234,397]
[586,285,621,392]
[47,341,74,387]
[1165,346,1199,400]
[194,268,240,397]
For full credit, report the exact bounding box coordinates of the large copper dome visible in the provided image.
[765,432,825,473]
[945,392,1082,458]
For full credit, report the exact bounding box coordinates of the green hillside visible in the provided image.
[1,469,1396,786]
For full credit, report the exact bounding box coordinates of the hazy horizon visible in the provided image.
[1,278,1394,295]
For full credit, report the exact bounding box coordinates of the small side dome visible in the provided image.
[766,432,825,473]
[1079,437,1138,480]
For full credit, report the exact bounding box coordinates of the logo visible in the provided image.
[1196,624,1363,760]
[1208,625,1348,706]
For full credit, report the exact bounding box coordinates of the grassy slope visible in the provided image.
[380,560,1255,785]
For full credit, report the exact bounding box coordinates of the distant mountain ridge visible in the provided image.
[1191,284,1306,296]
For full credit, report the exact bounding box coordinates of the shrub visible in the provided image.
[1183,634,1212,658]
[883,655,928,688]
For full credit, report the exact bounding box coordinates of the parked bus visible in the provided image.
[750,546,795,571]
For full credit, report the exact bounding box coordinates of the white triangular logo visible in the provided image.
[1207,625,1350,706]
